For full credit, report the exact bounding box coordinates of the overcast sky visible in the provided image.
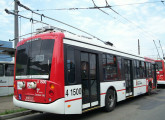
[0,0,165,59]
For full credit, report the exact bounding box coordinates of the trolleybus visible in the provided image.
[0,61,14,96]
[155,59,165,85]
[13,26,157,114]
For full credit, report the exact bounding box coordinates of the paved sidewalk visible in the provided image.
[0,96,36,120]
[0,96,20,114]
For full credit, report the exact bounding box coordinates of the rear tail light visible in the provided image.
[49,90,54,96]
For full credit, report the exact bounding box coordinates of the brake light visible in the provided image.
[49,90,54,96]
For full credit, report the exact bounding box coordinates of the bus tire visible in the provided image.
[147,83,152,95]
[104,89,116,112]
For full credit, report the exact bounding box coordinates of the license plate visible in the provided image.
[25,95,34,102]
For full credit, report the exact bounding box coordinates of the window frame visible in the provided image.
[66,46,76,84]
[102,53,118,81]
[0,64,4,76]
[5,64,14,76]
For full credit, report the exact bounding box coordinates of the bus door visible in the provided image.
[124,59,133,96]
[152,64,157,88]
[81,52,99,110]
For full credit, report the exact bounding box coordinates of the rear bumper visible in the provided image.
[157,81,165,85]
[13,96,64,114]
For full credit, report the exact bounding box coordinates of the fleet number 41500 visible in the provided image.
[65,88,81,97]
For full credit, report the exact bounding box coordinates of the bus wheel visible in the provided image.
[104,89,116,112]
[147,83,152,95]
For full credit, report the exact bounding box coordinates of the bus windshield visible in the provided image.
[155,61,163,71]
[16,39,55,79]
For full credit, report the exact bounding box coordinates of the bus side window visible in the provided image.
[134,60,137,79]
[146,62,148,78]
[0,64,4,76]
[117,57,122,80]
[102,54,107,80]
[103,54,118,81]
[67,47,75,84]
[139,61,145,78]
[5,64,14,76]
[141,62,146,78]
[144,62,147,78]
[136,61,140,78]
[148,63,152,78]
[81,52,89,80]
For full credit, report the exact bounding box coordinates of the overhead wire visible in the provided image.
[91,0,109,15]
[94,0,162,57]
[16,0,163,42]
[18,1,164,12]
[5,9,76,40]
[111,1,163,7]
[104,0,160,41]
[5,8,49,41]
[88,0,159,44]
[15,0,108,44]
[5,8,107,44]
[6,0,164,56]
[0,0,14,12]
[92,0,152,51]
[21,0,161,42]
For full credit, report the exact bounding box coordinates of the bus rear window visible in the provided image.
[155,62,163,71]
[16,39,55,79]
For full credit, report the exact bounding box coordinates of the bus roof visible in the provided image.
[18,29,154,62]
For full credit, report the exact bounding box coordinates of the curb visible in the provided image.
[0,110,37,120]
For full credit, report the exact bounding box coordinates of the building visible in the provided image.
[0,40,13,62]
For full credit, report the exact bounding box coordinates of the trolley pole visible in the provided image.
[138,39,140,55]
[14,0,19,48]
[153,40,161,59]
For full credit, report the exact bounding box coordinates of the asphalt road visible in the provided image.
[9,87,165,120]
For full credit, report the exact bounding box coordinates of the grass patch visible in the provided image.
[0,108,27,115]
[0,94,14,98]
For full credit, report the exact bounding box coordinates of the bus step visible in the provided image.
[126,95,134,99]
[82,106,100,113]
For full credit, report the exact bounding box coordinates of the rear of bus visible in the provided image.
[13,32,66,114]
[155,60,165,85]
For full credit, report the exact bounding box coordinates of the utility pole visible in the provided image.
[14,0,19,48]
[138,39,140,55]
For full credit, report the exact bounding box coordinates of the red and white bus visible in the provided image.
[155,59,165,85]
[13,26,157,114]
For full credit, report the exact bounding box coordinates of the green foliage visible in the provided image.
[0,108,27,115]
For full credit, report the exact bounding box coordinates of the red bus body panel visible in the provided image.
[155,60,165,83]
[14,32,65,103]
